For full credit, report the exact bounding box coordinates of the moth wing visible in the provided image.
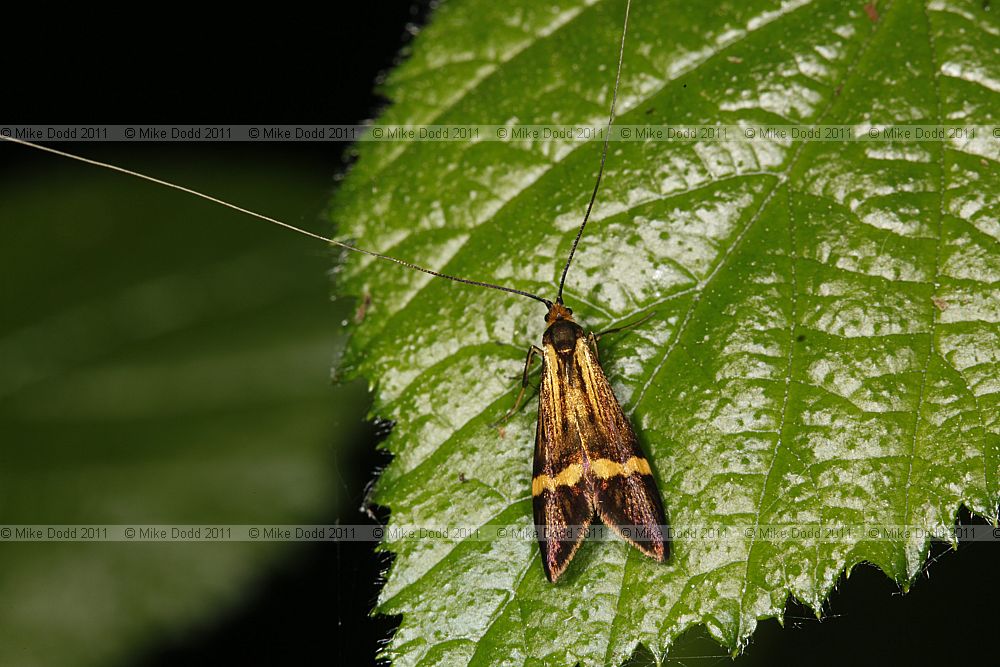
[574,338,669,562]
[532,346,594,583]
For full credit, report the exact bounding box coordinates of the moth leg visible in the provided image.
[499,345,543,424]
[594,310,656,341]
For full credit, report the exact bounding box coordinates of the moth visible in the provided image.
[522,301,668,582]
[1,0,666,583]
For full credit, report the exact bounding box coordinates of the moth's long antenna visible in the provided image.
[556,0,631,305]
[1,136,553,307]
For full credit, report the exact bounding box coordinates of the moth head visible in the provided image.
[545,302,574,326]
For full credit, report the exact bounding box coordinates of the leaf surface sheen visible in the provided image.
[331,0,1000,664]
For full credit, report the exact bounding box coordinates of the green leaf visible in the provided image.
[0,157,366,666]
[331,0,1000,664]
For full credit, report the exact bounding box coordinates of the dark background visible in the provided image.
[3,4,996,666]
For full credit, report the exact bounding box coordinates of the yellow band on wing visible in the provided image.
[591,455,651,479]
[532,463,583,496]
[531,456,651,496]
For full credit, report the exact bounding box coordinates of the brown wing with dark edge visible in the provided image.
[570,333,669,563]
[532,337,595,583]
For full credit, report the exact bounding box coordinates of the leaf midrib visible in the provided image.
[727,0,896,638]
[900,0,949,552]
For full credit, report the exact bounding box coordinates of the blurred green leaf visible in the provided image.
[0,156,366,666]
[332,0,1000,664]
